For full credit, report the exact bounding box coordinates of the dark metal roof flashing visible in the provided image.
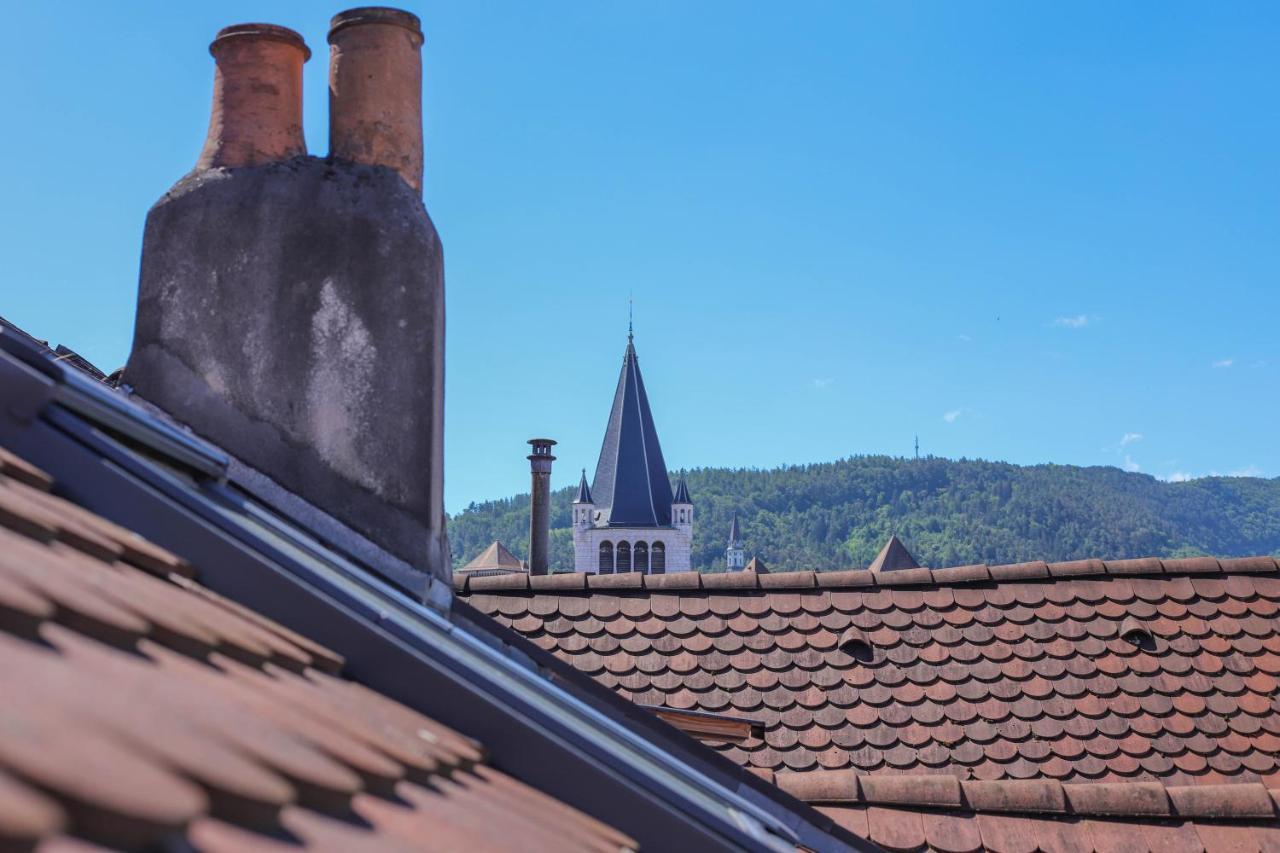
[591,334,675,527]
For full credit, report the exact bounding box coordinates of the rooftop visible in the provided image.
[461,556,1280,850]
[0,445,630,852]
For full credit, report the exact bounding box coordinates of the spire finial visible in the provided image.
[628,294,633,343]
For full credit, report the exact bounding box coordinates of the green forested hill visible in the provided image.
[447,456,1280,573]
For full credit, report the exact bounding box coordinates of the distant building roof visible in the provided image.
[728,512,741,545]
[590,334,674,528]
[743,556,768,574]
[574,469,593,504]
[460,540,526,574]
[673,472,691,505]
[867,534,919,572]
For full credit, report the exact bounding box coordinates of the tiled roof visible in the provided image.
[766,771,1280,853]
[460,559,1280,847]
[0,446,633,852]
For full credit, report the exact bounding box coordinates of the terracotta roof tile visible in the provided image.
[465,555,1280,848]
[0,455,634,852]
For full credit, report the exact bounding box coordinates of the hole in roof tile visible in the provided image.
[1120,616,1156,650]
[838,627,874,662]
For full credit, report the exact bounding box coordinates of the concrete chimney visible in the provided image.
[526,439,556,575]
[327,7,424,193]
[197,24,310,170]
[125,9,448,593]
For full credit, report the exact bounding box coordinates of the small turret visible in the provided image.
[672,471,693,533]
[573,468,594,528]
[726,512,745,571]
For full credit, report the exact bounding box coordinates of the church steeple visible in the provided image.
[590,330,674,527]
[574,468,593,504]
[726,512,745,571]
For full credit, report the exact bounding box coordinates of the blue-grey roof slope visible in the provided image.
[574,468,593,504]
[590,336,673,527]
[673,472,691,504]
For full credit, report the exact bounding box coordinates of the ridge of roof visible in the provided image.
[455,556,1280,594]
[765,771,1280,852]
[767,771,1279,821]
[589,335,674,528]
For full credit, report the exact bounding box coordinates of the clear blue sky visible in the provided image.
[2,2,1277,513]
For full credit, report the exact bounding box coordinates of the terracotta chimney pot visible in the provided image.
[327,7,425,193]
[196,24,310,170]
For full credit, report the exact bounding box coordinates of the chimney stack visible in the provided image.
[526,439,556,575]
[327,7,424,193]
[197,24,310,170]
[126,8,448,594]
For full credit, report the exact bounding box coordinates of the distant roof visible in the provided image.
[867,534,919,572]
[574,469,593,504]
[743,556,768,574]
[460,540,525,574]
[590,335,674,528]
[728,512,741,545]
[673,472,691,505]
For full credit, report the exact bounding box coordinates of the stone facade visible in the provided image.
[573,497,693,574]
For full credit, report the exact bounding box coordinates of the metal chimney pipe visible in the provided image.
[327,7,425,193]
[527,439,557,575]
[196,24,310,170]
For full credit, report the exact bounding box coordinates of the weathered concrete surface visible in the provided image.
[126,156,447,585]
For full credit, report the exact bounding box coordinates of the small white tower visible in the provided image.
[672,472,693,533]
[572,469,594,527]
[726,512,745,571]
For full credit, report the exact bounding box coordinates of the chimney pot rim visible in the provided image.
[328,7,423,44]
[211,23,311,61]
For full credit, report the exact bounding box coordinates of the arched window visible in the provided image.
[651,542,666,574]
[599,541,614,574]
[616,541,632,572]
[634,541,649,574]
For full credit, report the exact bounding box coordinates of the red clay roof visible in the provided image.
[460,562,1280,849]
[0,446,633,852]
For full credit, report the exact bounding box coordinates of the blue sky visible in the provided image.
[2,2,1277,513]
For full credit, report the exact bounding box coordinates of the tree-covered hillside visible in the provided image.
[447,456,1280,573]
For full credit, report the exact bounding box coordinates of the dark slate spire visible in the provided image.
[868,534,920,573]
[591,332,674,527]
[574,468,593,504]
[673,471,691,504]
[728,512,741,545]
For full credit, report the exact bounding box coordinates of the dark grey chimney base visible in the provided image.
[126,157,447,584]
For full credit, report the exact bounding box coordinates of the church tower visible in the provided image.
[572,328,692,574]
[726,512,745,571]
